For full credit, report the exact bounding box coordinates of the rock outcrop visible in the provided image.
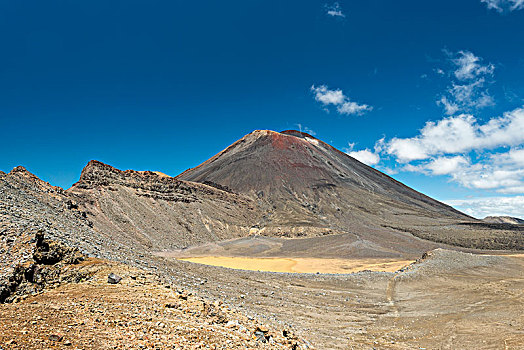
[0,231,88,303]
[68,160,261,250]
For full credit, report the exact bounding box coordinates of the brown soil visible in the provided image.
[0,260,305,349]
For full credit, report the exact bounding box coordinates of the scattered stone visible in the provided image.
[107,273,122,284]
[253,326,270,343]
[49,334,63,342]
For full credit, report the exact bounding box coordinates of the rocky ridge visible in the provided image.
[68,160,261,250]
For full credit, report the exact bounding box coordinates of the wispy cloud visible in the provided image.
[325,2,345,18]
[311,85,372,116]
[481,0,524,12]
[437,51,495,115]
[452,51,495,80]
[296,124,317,136]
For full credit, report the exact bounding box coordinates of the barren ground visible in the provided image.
[0,259,306,349]
[157,249,524,349]
[177,256,414,274]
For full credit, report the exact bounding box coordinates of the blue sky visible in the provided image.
[1,0,524,218]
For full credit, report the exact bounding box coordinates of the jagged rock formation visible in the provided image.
[0,231,88,303]
[67,160,260,250]
[0,165,150,265]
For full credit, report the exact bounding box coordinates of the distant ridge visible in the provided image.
[483,216,524,225]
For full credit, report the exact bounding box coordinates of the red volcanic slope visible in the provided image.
[177,130,468,220]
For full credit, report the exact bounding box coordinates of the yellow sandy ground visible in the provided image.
[498,253,524,257]
[177,256,414,274]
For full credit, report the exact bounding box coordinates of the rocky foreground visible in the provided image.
[0,233,307,349]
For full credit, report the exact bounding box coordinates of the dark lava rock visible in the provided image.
[33,231,84,265]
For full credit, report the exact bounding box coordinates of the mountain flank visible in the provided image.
[178,130,471,234]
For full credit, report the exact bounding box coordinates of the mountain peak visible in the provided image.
[79,160,117,182]
[9,165,31,175]
[240,129,322,151]
[178,129,469,224]
[8,166,42,182]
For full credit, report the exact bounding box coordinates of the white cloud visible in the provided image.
[444,196,524,219]
[367,50,522,199]
[436,51,495,115]
[325,2,345,17]
[337,101,372,115]
[481,0,524,12]
[438,96,460,115]
[399,149,524,193]
[493,147,524,166]
[347,149,380,166]
[402,156,469,176]
[312,86,345,105]
[387,108,524,162]
[426,156,470,175]
[383,107,524,194]
[449,80,495,109]
[452,165,524,190]
[450,148,524,192]
[499,186,524,194]
[311,85,372,116]
[452,51,494,81]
